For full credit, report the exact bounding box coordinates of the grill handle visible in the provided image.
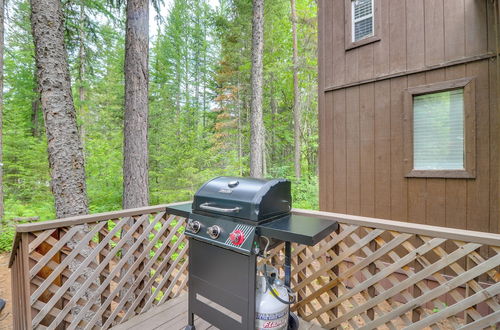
[199,203,242,213]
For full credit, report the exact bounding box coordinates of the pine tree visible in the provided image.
[123,0,149,208]
[30,0,88,218]
[291,0,301,179]
[3,0,54,220]
[250,0,265,178]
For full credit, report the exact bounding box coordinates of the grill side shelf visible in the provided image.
[257,214,338,246]
[165,202,192,218]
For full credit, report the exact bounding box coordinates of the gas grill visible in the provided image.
[166,176,338,330]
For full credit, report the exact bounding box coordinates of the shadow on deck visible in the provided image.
[110,294,322,330]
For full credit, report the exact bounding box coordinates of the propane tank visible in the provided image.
[255,272,289,330]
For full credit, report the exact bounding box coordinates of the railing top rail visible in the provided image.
[292,208,500,247]
[14,204,172,233]
[15,204,499,245]
[8,202,190,267]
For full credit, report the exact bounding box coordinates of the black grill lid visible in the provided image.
[192,176,291,222]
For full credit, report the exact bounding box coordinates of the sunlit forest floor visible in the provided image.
[0,254,12,330]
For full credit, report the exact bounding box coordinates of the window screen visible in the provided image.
[413,89,464,170]
[352,0,374,42]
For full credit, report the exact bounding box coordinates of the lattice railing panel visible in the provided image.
[10,206,500,329]
[15,208,189,329]
[290,215,500,330]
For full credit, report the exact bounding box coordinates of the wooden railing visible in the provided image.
[9,205,500,329]
[9,203,189,329]
[287,210,500,329]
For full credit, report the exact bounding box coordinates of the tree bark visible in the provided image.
[236,76,243,176]
[270,73,277,164]
[123,0,149,209]
[31,0,95,324]
[30,0,88,218]
[291,0,301,179]
[122,0,150,306]
[250,0,265,178]
[77,3,86,143]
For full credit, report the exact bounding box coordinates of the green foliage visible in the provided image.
[4,0,55,223]
[84,25,125,213]
[292,176,319,210]
[1,0,320,252]
[0,224,15,252]
[149,0,240,204]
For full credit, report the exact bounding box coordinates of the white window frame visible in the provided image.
[351,0,374,42]
[344,0,380,50]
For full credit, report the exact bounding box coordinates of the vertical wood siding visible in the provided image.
[318,0,498,232]
[323,0,492,90]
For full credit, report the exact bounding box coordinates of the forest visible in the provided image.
[0,0,319,251]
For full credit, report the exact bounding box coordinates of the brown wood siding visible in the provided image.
[323,0,492,90]
[320,63,498,233]
[318,0,498,233]
[489,55,499,236]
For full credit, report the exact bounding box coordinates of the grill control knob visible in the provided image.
[229,229,245,245]
[187,220,201,233]
[207,225,221,239]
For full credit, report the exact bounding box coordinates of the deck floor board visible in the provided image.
[110,294,322,330]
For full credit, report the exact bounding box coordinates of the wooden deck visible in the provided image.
[110,294,323,330]
[10,205,500,329]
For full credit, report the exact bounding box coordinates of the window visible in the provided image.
[404,78,476,178]
[352,0,374,42]
[413,89,464,170]
[345,0,380,50]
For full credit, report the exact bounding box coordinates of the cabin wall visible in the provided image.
[318,0,499,233]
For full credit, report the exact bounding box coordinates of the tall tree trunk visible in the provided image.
[77,3,86,143]
[194,2,200,127]
[237,76,243,176]
[291,0,301,179]
[184,32,190,126]
[30,0,88,218]
[202,19,207,130]
[122,0,149,306]
[250,0,264,178]
[31,0,95,322]
[123,0,149,209]
[270,74,277,164]
[176,64,181,135]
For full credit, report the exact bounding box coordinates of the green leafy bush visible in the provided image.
[291,176,318,210]
[0,224,16,252]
